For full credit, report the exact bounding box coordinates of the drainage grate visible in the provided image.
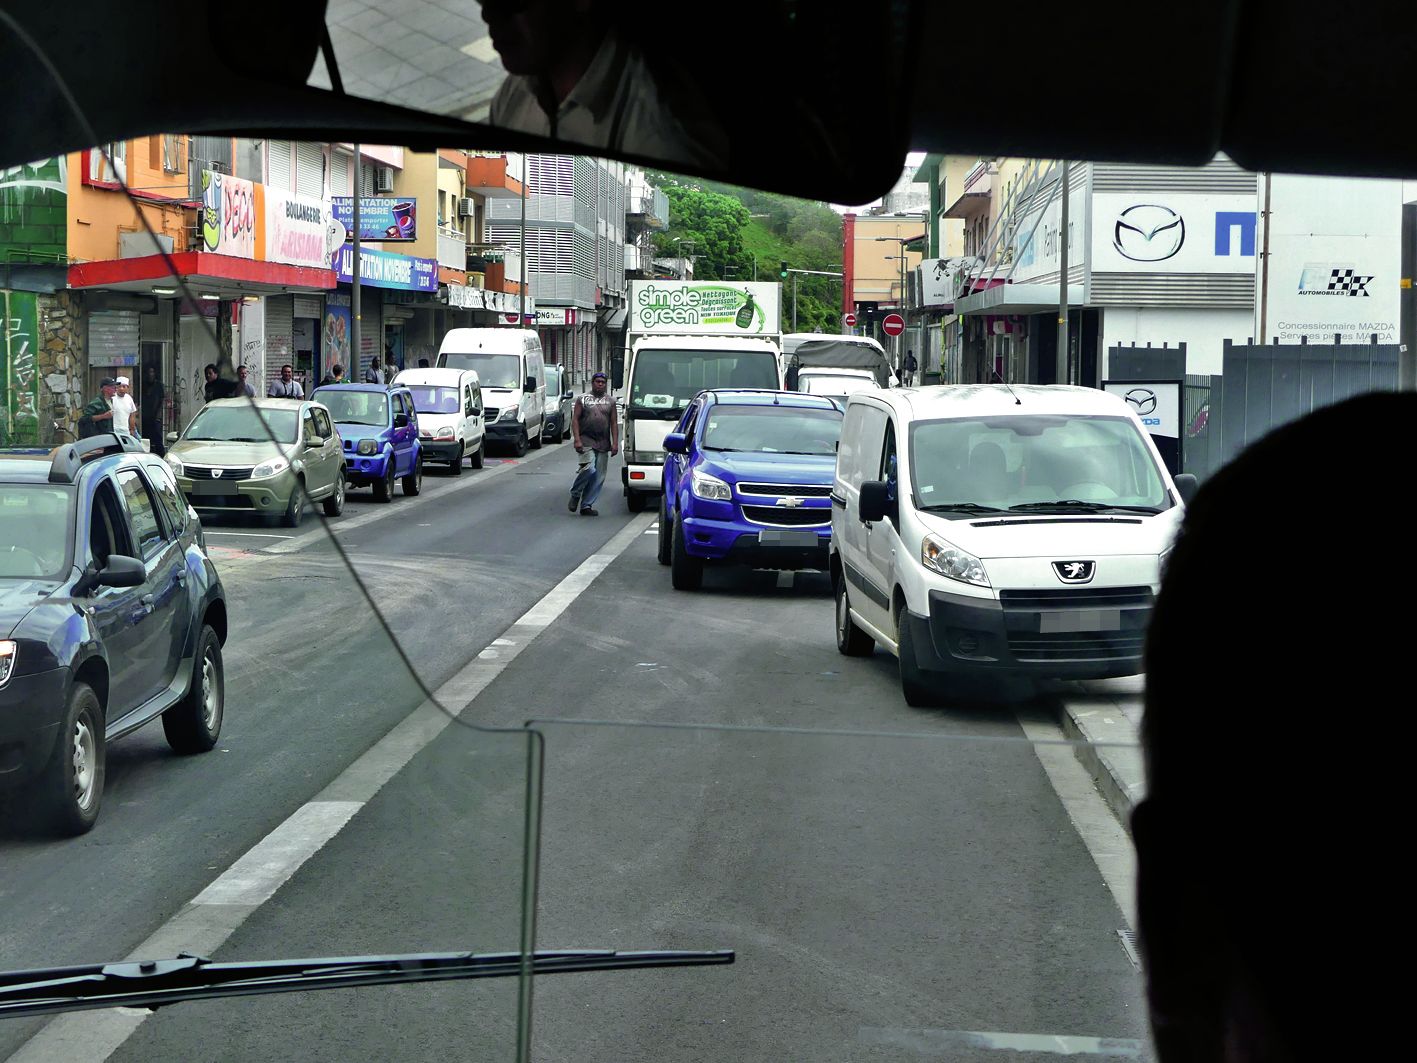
[1116,928,1141,971]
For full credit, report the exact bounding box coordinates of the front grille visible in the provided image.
[185,465,254,481]
[1007,631,1147,663]
[999,586,1153,610]
[741,504,831,527]
[737,482,833,498]
[483,406,500,421]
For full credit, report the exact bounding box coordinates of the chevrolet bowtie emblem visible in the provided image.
[775,496,804,508]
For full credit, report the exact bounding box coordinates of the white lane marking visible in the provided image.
[263,441,563,555]
[858,1027,1144,1056]
[1017,712,1137,929]
[8,512,656,1063]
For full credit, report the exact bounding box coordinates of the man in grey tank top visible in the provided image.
[569,371,619,515]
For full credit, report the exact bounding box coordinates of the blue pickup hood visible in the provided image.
[698,450,836,486]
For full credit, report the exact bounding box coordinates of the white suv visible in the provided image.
[829,385,1196,705]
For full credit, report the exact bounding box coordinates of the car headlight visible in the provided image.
[690,468,732,501]
[1159,544,1174,580]
[435,425,455,440]
[165,455,184,477]
[0,640,15,687]
[499,406,522,423]
[251,456,290,479]
[921,534,990,587]
[357,438,378,455]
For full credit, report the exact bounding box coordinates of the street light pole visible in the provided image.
[792,272,798,332]
[1057,160,1070,386]
[519,153,527,326]
[352,143,362,373]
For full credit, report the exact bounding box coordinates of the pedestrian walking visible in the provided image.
[364,358,385,385]
[320,363,345,387]
[141,364,166,456]
[267,363,304,398]
[237,365,257,397]
[568,371,618,516]
[110,375,138,436]
[79,379,119,438]
[902,349,918,387]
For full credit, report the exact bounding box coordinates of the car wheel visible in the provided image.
[529,420,544,449]
[513,429,529,457]
[896,607,941,707]
[449,445,464,475]
[470,439,485,469]
[282,480,305,527]
[322,472,346,516]
[36,681,105,835]
[657,495,672,566]
[625,490,648,513]
[163,624,224,754]
[670,513,703,591]
[550,418,564,444]
[373,462,395,502]
[835,574,875,656]
[403,456,423,496]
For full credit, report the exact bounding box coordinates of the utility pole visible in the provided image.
[792,272,799,331]
[519,153,528,326]
[352,143,362,373]
[1056,160,1070,386]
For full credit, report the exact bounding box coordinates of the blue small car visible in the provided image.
[310,383,423,501]
[658,389,843,590]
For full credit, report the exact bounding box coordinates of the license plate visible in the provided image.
[190,480,244,496]
[1040,609,1122,633]
[758,529,820,548]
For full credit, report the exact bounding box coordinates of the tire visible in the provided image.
[625,489,649,513]
[36,680,105,835]
[322,472,346,516]
[449,445,464,475]
[670,514,703,590]
[373,461,395,502]
[163,624,224,754]
[657,495,672,566]
[402,456,423,496]
[549,419,564,444]
[835,574,875,656]
[282,480,305,527]
[470,439,485,469]
[513,429,529,457]
[896,607,941,707]
[529,421,543,449]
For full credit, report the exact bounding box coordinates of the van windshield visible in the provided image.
[630,349,778,416]
[442,353,521,389]
[908,415,1171,513]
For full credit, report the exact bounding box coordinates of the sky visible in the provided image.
[831,152,927,213]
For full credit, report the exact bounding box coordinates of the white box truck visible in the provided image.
[620,281,783,511]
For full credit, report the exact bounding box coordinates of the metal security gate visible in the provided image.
[264,295,294,384]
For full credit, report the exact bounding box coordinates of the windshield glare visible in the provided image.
[184,405,300,445]
[406,386,460,415]
[631,350,778,411]
[315,390,390,427]
[0,486,73,580]
[442,353,521,389]
[909,416,1170,511]
[702,406,842,455]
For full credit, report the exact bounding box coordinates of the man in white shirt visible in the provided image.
[110,376,138,436]
[267,363,304,399]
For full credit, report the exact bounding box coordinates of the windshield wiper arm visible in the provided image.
[1009,500,1163,514]
[0,947,733,1020]
[917,502,1004,513]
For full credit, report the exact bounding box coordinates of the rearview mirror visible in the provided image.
[76,553,146,596]
[525,376,537,393]
[859,481,895,524]
[563,390,574,399]
[394,413,410,429]
[663,432,689,455]
[1173,472,1199,505]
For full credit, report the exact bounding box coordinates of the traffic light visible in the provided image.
[779,260,789,279]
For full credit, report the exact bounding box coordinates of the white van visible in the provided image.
[830,384,1197,705]
[436,328,545,456]
[392,367,486,472]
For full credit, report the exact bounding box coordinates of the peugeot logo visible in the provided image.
[775,496,804,508]
[211,468,223,479]
[1053,560,1096,584]
[1124,388,1158,416]
[1113,204,1185,262]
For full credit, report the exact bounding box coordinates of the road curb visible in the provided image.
[1055,681,1146,831]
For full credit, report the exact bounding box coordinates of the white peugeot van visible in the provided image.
[392,366,486,472]
[436,328,545,456]
[830,385,1197,705]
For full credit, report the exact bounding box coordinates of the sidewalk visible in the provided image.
[1056,676,1145,828]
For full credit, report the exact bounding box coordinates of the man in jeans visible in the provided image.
[568,371,618,516]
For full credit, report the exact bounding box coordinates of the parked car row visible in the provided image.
[656,382,1198,707]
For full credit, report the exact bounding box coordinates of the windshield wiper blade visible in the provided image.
[0,947,733,1020]
[917,502,1004,513]
[1009,500,1163,514]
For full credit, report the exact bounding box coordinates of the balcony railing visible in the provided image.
[437,229,467,271]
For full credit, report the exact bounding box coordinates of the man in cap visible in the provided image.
[110,375,138,436]
[79,379,119,439]
[568,370,618,516]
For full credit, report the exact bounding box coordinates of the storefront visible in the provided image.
[330,244,437,378]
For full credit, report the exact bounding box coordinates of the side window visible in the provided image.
[88,478,134,567]
[464,385,476,415]
[837,405,865,487]
[880,421,899,500]
[841,405,888,489]
[145,461,188,535]
[314,409,333,439]
[303,409,318,442]
[471,386,483,413]
[116,469,165,560]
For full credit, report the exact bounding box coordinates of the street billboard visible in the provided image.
[1258,174,1403,344]
[262,188,345,269]
[331,245,438,292]
[918,256,979,306]
[331,196,418,242]
[1090,193,1258,274]
[628,281,780,335]
[200,170,256,259]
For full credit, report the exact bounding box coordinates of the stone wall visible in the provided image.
[37,290,85,445]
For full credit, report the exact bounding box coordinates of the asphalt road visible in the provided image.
[0,441,1151,1062]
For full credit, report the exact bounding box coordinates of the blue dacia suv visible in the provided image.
[0,435,228,835]
[658,390,843,590]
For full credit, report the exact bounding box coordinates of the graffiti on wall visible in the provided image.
[2,291,41,445]
[0,157,68,263]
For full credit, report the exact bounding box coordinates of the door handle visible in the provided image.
[174,569,187,585]
[141,593,155,608]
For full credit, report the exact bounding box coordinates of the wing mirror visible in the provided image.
[663,432,689,455]
[858,480,895,524]
[1173,472,1198,505]
[393,413,411,429]
[75,554,145,596]
[525,376,537,393]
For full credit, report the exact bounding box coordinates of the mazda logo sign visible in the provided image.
[1124,388,1158,416]
[1113,204,1185,262]
[1053,560,1096,584]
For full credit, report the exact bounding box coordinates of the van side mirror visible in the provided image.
[525,376,537,393]
[663,432,689,455]
[859,480,895,524]
[1173,472,1199,505]
[76,553,146,596]
[394,413,410,429]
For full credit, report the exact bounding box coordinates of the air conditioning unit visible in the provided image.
[458,197,475,218]
[373,166,395,193]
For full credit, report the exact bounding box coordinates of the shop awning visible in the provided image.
[954,282,1086,315]
[601,306,627,329]
[67,251,336,298]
